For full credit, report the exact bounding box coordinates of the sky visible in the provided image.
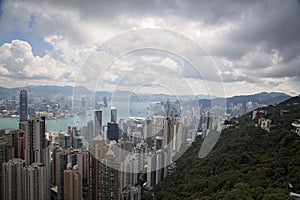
[0,0,299,97]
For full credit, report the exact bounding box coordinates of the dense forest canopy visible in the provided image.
[143,97,300,200]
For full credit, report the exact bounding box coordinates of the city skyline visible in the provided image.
[1,79,299,199]
[1,1,300,199]
[0,1,299,97]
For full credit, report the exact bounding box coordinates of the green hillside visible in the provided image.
[144,97,300,200]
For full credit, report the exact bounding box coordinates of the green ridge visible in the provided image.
[144,97,300,200]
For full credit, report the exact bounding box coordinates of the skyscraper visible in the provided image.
[111,107,117,123]
[0,140,14,163]
[121,154,138,189]
[146,153,157,189]
[2,158,25,200]
[64,165,82,200]
[174,118,183,152]
[19,89,28,130]
[99,148,121,199]
[9,130,25,160]
[87,120,94,142]
[144,118,152,142]
[146,150,169,189]
[89,147,121,200]
[55,149,69,200]
[155,150,168,184]
[25,116,46,166]
[52,148,84,200]
[94,110,102,135]
[155,136,163,150]
[0,140,14,199]
[76,150,89,187]
[89,155,101,200]
[67,126,72,147]
[23,162,50,200]
[70,127,82,149]
[107,122,119,142]
[163,116,174,149]
[152,115,165,137]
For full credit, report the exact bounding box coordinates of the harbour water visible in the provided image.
[0,101,154,133]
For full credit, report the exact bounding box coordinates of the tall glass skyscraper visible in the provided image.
[111,107,117,123]
[19,89,28,124]
[94,110,102,135]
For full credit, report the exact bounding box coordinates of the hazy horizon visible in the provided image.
[0,84,294,99]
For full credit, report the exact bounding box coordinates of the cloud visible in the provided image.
[0,40,76,86]
[0,0,299,96]
[44,35,97,66]
[161,56,179,65]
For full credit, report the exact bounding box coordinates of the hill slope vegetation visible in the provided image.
[145,97,300,200]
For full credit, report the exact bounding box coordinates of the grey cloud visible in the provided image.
[213,1,300,59]
[256,57,300,79]
[41,0,176,20]
[1,0,300,94]
[42,0,262,25]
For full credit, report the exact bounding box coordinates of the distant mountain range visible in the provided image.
[0,85,91,99]
[0,86,291,107]
[198,92,291,108]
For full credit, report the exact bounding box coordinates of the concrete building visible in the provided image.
[99,148,121,199]
[58,132,66,148]
[52,149,82,200]
[292,119,300,136]
[89,155,101,200]
[252,110,267,120]
[25,116,47,166]
[23,162,50,200]
[163,116,174,150]
[146,153,157,189]
[174,118,183,152]
[152,115,165,137]
[146,150,169,189]
[121,154,138,189]
[3,130,25,160]
[0,140,14,199]
[70,127,82,149]
[2,158,25,200]
[143,118,152,142]
[87,120,94,142]
[63,164,82,200]
[155,136,163,151]
[80,151,90,187]
[133,145,147,172]
[89,135,108,199]
[258,118,272,132]
[89,148,121,200]
[56,151,68,200]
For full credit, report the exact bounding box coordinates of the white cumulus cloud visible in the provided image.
[0,40,76,86]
